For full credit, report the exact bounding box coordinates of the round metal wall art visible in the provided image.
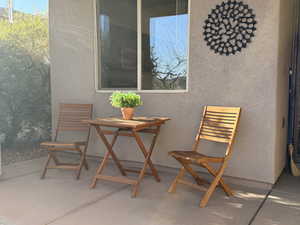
[203,0,257,56]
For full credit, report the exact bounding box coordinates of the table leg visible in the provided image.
[95,126,127,176]
[131,126,161,197]
[91,128,126,189]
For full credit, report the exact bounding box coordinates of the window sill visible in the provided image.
[95,89,188,94]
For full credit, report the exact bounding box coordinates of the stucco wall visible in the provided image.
[50,0,293,184]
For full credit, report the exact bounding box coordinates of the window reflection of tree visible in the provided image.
[142,0,188,90]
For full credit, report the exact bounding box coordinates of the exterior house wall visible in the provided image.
[49,0,294,184]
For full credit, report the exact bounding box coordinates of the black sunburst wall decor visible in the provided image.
[203,0,257,56]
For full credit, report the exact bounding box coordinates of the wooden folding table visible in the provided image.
[84,117,170,197]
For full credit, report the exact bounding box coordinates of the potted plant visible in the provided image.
[110,92,142,120]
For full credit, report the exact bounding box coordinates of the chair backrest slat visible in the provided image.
[199,106,241,143]
[57,104,93,132]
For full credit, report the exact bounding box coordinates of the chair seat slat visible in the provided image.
[200,133,231,140]
[202,127,232,134]
[206,113,237,119]
[201,130,232,139]
[206,106,240,113]
[206,111,238,115]
[202,125,232,132]
[203,118,235,125]
[202,121,234,129]
[205,115,237,121]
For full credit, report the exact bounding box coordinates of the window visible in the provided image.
[96,0,189,91]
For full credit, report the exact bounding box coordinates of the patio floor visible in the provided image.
[0,156,299,225]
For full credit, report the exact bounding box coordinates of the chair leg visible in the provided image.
[168,167,186,193]
[199,175,221,208]
[76,150,87,180]
[199,164,228,208]
[84,157,89,170]
[176,158,208,186]
[41,153,52,179]
[203,163,234,196]
[78,147,89,171]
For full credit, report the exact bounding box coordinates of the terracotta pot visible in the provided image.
[121,107,134,120]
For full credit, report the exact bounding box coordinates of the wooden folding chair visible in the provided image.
[40,103,93,180]
[168,106,241,207]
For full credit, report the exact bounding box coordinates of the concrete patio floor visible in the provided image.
[0,156,299,225]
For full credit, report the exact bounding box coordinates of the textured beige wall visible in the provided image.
[50,0,292,184]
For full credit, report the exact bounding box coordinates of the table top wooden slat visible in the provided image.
[83,117,170,129]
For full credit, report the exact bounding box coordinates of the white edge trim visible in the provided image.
[95,89,189,94]
[93,0,191,94]
[93,0,100,92]
[137,0,142,91]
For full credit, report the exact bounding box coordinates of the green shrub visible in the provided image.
[110,92,142,108]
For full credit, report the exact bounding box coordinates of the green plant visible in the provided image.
[110,92,142,108]
[0,13,51,148]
